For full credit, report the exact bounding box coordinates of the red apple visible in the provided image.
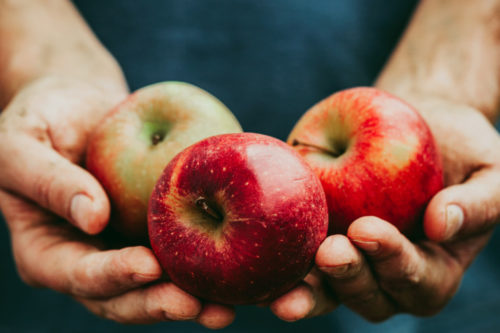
[86,81,242,240]
[148,133,328,304]
[288,87,443,236]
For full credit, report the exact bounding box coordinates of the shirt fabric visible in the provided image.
[1,1,499,332]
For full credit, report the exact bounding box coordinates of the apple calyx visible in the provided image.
[291,139,345,158]
[151,131,166,145]
[195,197,224,223]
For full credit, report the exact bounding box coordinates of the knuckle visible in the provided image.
[103,309,131,324]
[144,286,169,320]
[401,268,421,287]
[109,249,133,278]
[32,171,56,209]
[72,265,90,288]
[380,265,422,291]
[81,298,140,325]
[144,296,162,319]
[340,289,379,307]
[70,268,91,296]
[69,254,103,296]
[85,301,123,323]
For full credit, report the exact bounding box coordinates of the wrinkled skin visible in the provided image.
[0,77,236,329]
[270,96,500,322]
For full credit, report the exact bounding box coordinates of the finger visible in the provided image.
[316,235,396,322]
[270,283,315,322]
[303,268,338,317]
[68,246,163,298]
[78,283,202,325]
[19,237,163,298]
[270,269,337,322]
[424,166,500,242]
[1,191,163,298]
[195,303,236,330]
[0,135,110,234]
[348,217,462,316]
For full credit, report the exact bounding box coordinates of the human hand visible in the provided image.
[270,96,500,322]
[0,77,235,328]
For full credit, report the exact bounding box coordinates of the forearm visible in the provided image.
[0,0,128,108]
[376,0,500,122]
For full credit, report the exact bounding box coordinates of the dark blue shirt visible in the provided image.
[1,1,499,332]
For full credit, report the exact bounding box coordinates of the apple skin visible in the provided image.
[148,133,328,305]
[287,87,444,236]
[86,81,242,240]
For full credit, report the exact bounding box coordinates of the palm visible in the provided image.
[0,78,235,328]
[271,97,500,322]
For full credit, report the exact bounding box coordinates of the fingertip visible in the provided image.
[424,191,464,242]
[10,144,111,234]
[348,217,406,258]
[161,283,202,321]
[196,304,236,330]
[347,216,399,242]
[127,246,163,283]
[70,192,110,234]
[315,234,357,268]
[270,284,315,322]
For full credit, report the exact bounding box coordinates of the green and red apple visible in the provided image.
[288,87,443,236]
[86,81,242,240]
[148,133,329,304]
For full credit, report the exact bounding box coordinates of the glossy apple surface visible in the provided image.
[288,87,443,236]
[148,133,328,304]
[86,81,242,240]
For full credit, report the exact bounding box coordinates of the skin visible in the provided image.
[1,0,499,327]
[0,0,234,329]
[270,0,500,322]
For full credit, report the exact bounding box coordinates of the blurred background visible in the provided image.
[1,1,499,332]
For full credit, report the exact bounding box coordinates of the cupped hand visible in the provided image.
[270,96,500,322]
[0,77,235,328]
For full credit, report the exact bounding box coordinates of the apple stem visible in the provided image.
[291,139,343,157]
[195,197,223,222]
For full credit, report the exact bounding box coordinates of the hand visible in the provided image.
[0,77,235,329]
[270,96,500,321]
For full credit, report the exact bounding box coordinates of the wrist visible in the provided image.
[374,0,500,124]
[0,0,128,109]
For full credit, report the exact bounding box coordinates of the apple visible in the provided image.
[148,133,329,304]
[287,87,443,236]
[86,81,242,240]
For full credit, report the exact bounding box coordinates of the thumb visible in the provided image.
[424,166,500,242]
[0,136,110,234]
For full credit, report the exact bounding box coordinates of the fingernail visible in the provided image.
[320,264,349,278]
[351,240,380,254]
[444,204,464,240]
[70,194,93,230]
[132,273,159,283]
